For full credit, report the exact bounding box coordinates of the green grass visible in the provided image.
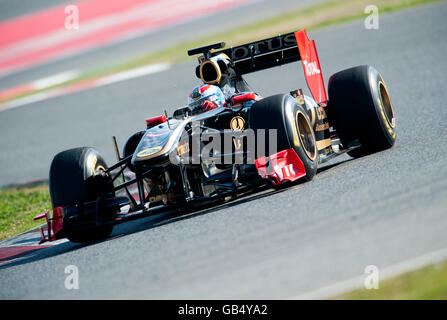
[0,184,51,240]
[336,260,447,299]
[1,0,443,104]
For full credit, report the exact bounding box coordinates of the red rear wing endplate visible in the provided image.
[295,30,328,107]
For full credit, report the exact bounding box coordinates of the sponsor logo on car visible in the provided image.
[137,146,162,158]
[230,116,245,130]
[303,60,321,77]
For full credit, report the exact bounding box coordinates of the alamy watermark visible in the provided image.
[166,121,279,168]
[65,5,79,30]
[364,5,379,30]
[364,265,380,290]
[64,264,79,290]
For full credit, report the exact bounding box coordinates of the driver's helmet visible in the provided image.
[188,84,226,113]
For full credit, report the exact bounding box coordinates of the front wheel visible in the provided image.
[49,147,116,243]
[250,94,319,182]
[328,65,396,157]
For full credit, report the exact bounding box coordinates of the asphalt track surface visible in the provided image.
[0,2,447,298]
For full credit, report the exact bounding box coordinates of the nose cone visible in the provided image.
[131,121,173,164]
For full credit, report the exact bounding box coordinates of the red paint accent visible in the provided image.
[0,77,100,111]
[232,92,255,105]
[146,114,167,128]
[33,207,64,244]
[255,148,306,186]
[0,83,34,101]
[201,100,218,111]
[199,84,211,93]
[0,0,153,48]
[0,245,51,264]
[33,211,48,221]
[294,30,328,106]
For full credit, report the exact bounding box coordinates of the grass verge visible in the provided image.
[0,0,443,104]
[335,260,447,299]
[0,183,51,241]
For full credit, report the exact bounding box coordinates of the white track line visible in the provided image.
[95,63,170,86]
[0,63,170,112]
[32,70,81,90]
[289,247,447,299]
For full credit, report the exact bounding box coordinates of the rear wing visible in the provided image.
[214,32,300,74]
[209,29,328,106]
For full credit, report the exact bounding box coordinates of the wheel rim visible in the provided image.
[296,111,316,161]
[379,81,395,128]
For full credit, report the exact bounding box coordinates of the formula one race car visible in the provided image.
[34,29,396,243]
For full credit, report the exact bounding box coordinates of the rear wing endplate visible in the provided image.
[294,30,328,106]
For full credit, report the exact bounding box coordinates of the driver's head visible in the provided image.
[188,84,226,112]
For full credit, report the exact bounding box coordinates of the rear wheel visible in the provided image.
[328,65,396,157]
[250,94,318,182]
[49,147,115,243]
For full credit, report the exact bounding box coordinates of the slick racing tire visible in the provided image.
[250,94,318,182]
[49,147,115,243]
[328,65,396,158]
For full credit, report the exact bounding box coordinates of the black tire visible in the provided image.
[49,147,115,243]
[328,65,396,157]
[250,94,318,182]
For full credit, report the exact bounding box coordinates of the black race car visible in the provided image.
[34,29,396,243]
